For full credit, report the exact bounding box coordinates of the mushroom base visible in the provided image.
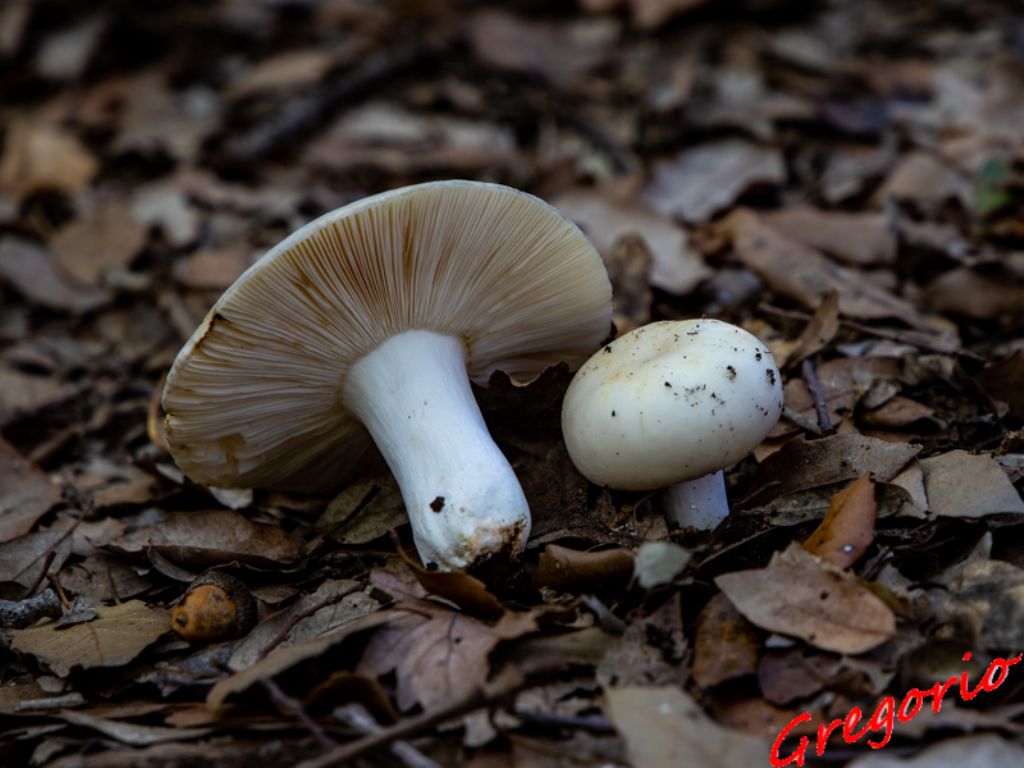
[342,329,530,570]
[660,470,729,530]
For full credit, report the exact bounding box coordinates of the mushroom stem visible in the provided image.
[660,470,729,530]
[343,329,530,570]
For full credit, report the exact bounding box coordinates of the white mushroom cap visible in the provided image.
[561,319,782,490]
[163,180,612,494]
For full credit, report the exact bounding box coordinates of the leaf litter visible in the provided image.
[1,1,1024,766]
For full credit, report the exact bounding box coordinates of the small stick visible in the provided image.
[781,405,822,436]
[801,356,833,433]
[261,678,337,750]
[15,693,85,712]
[333,704,441,768]
[256,585,364,661]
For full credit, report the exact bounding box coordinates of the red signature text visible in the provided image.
[770,652,1023,767]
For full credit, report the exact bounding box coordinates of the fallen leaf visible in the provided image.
[399,554,505,620]
[724,210,925,328]
[743,433,920,508]
[975,351,1024,421]
[605,686,768,768]
[860,396,935,429]
[758,647,841,705]
[715,545,896,654]
[939,559,1024,652]
[109,510,301,569]
[762,208,896,266]
[535,544,635,593]
[467,10,617,89]
[919,450,1024,518]
[926,267,1024,320]
[644,141,785,224]
[50,201,147,286]
[8,600,168,677]
[317,474,408,546]
[0,437,62,543]
[692,593,760,688]
[632,542,689,589]
[207,610,394,710]
[781,291,840,369]
[0,117,98,199]
[0,237,111,312]
[228,579,379,672]
[597,594,687,689]
[227,49,338,99]
[552,187,710,294]
[358,600,536,711]
[847,734,1024,767]
[803,474,877,568]
[0,530,72,598]
[172,246,256,291]
[878,151,973,211]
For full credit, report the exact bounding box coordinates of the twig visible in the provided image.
[781,405,822,435]
[15,693,85,712]
[333,704,441,768]
[295,667,539,768]
[513,709,616,734]
[261,678,337,750]
[801,356,833,433]
[45,573,71,609]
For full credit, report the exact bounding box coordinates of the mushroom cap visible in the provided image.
[163,180,612,493]
[561,319,783,490]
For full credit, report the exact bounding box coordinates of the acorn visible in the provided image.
[171,570,257,644]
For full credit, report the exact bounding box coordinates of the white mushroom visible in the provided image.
[561,319,782,529]
[163,181,612,570]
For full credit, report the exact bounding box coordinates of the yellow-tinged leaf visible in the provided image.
[804,473,877,567]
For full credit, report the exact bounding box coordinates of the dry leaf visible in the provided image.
[317,474,408,546]
[782,291,840,369]
[847,734,1024,767]
[0,237,111,312]
[0,530,72,598]
[358,601,536,711]
[919,450,1024,518]
[172,246,255,291]
[743,433,919,508]
[0,117,98,199]
[109,510,301,569]
[926,268,1024,320]
[8,600,168,677]
[605,686,767,768]
[803,474,877,568]
[632,542,689,589]
[50,201,147,286]
[644,141,785,224]
[975,351,1024,421]
[552,188,710,295]
[692,593,760,688]
[396,551,505,620]
[762,208,896,266]
[0,437,62,543]
[725,209,925,328]
[715,545,896,654]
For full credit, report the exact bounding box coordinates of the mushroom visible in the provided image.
[163,180,612,570]
[560,319,782,529]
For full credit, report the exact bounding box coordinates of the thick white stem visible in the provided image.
[342,330,530,570]
[661,470,729,530]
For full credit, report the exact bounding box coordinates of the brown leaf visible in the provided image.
[49,201,147,286]
[467,11,617,89]
[926,267,1024,320]
[357,600,536,711]
[975,351,1024,421]
[0,530,72,598]
[762,208,896,266]
[397,549,505,620]
[691,593,760,688]
[109,510,301,569]
[227,49,338,99]
[0,237,111,312]
[172,245,256,291]
[878,151,972,210]
[535,544,635,594]
[919,450,1024,518]
[860,396,935,429]
[782,291,840,369]
[316,474,408,546]
[758,647,841,705]
[846,734,1024,767]
[644,141,785,224]
[743,433,919,508]
[0,117,98,199]
[715,545,896,654]
[552,187,710,295]
[0,437,62,543]
[8,600,168,677]
[803,474,877,568]
[724,209,925,328]
[207,609,393,710]
[605,686,767,768]
[55,710,211,747]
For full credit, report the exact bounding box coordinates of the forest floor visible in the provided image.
[2,1,1024,766]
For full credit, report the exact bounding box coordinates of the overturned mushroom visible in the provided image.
[164,181,612,570]
[561,319,782,529]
